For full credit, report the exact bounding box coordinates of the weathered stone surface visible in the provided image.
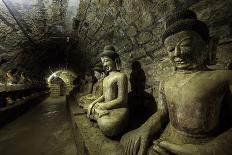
[135,12,154,30]
[126,25,137,37]
[137,31,153,44]
[130,48,146,60]
[143,39,161,52]
[139,56,154,65]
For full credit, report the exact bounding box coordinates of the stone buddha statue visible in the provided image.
[120,9,232,155]
[79,64,106,110]
[6,69,17,85]
[75,71,94,103]
[87,45,129,137]
[18,72,27,84]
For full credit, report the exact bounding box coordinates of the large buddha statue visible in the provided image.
[79,64,106,110]
[120,9,232,155]
[87,45,129,137]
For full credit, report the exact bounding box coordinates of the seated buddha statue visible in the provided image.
[79,64,106,111]
[120,9,232,155]
[87,45,129,137]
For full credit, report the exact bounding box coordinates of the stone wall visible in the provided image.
[50,84,61,97]
[0,0,47,50]
[47,70,77,96]
[0,0,231,96]
[0,0,72,77]
[75,0,232,96]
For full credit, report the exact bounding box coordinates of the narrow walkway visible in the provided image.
[0,96,77,155]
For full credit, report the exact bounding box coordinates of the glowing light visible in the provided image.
[47,69,76,84]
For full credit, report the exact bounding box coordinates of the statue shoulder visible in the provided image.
[224,70,232,82]
[211,70,232,82]
[117,72,128,79]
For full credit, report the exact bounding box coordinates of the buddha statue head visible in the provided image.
[162,9,217,71]
[100,45,121,73]
[93,63,105,80]
[84,71,93,82]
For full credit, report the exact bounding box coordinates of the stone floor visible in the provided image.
[0,96,77,155]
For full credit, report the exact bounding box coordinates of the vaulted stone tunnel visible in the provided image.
[0,0,232,155]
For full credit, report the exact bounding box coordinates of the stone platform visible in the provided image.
[0,91,49,126]
[67,95,123,155]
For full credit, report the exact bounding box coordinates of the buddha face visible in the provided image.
[101,56,117,72]
[164,31,207,71]
[85,74,93,82]
[94,70,101,80]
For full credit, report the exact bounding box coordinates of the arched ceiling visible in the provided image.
[0,0,82,80]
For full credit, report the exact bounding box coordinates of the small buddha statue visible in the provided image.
[18,72,26,84]
[6,69,16,85]
[120,9,232,155]
[79,64,106,111]
[75,71,94,103]
[87,45,129,137]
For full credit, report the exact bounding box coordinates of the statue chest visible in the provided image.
[164,73,227,135]
[103,76,118,100]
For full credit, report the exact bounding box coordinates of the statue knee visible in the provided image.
[97,117,124,137]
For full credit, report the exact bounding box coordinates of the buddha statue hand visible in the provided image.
[120,126,151,155]
[93,108,109,118]
[87,102,109,120]
[79,100,84,107]
[93,102,107,110]
[86,95,95,100]
[87,102,95,118]
[87,102,103,117]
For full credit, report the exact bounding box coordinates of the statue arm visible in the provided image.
[207,72,232,154]
[140,81,169,134]
[85,83,93,94]
[205,128,232,155]
[83,94,93,99]
[120,81,169,155]
[87,95,104,118]
[91,82,97,96]
[99,74,128,110]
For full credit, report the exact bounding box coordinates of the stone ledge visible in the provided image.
[67,95,123,155]
[0,92,49,126]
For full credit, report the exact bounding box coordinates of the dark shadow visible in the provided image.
[228,62,232,70]
[219,87,232,135]
[127,61,157,131]
[60,81,66,96]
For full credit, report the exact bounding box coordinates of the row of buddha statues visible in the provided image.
[73,9,232,155]
[0,68,31,86]
[0,67,48,108]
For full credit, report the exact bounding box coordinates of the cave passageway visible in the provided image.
[0,96,77,155]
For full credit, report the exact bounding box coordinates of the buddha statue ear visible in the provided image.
[115,58,121,71]
[206,36,218,65]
